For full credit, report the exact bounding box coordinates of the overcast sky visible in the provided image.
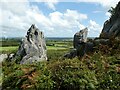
[0,0,119,38]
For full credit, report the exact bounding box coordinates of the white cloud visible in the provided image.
[65,9,87,21]
[35,0,58,10]
[88,20,102,37]
[78,0,119,21]
[1,0,58,11]
[0,1,88,37]
[0,1,36,37]
[1,0,119,9]
[1,2,29,16]
[45,0,58,11]
[48,9,87,37]
[89,20,100,30]
[105,12,111,18]
[49,9,87,29]
[77,0,119,8]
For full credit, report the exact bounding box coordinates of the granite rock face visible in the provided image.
[64,49,77,59]
[64,28,89,58]
[73,28,88,49]
[16,24,47,64]
[100,1,120,39]
[73,28,88,57]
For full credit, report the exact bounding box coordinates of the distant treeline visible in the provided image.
[0,38,21,47]
[0,37,96,47]
[0,37,73,47]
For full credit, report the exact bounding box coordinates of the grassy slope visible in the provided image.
[1,39,120,90]
[2,49,120,90]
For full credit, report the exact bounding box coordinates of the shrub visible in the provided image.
[48,58,98,90]
[2,40,120,90]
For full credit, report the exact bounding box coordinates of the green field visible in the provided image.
[0,46,69,53]
[0,39,72,54]
[0,46,18,52]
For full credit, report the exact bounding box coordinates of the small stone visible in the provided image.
[0,54,8,62]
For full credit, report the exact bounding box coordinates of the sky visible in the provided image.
[0,0,119,38]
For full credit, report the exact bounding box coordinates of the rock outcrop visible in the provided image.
[64,28,93,58]
[65,1,120,59]
[15,24,47,64]
[74,28,88,57]
[100,1,120,39]
[74,28,88,48]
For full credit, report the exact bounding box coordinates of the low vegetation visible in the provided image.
[1,38,120,90]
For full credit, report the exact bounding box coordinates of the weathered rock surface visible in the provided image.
[74,28,88,49]
[100,1,120,39]
[64,28,90,58]
[73,28,88,57]
[15,24,47,64]
[64,49,77,59]
[84,42,94,53]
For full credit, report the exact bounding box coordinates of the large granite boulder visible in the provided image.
[74,28,88,49]
[64,28,90,58]
[73,28,88,57]
[100,1,120,39]
[16,24,47,64]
